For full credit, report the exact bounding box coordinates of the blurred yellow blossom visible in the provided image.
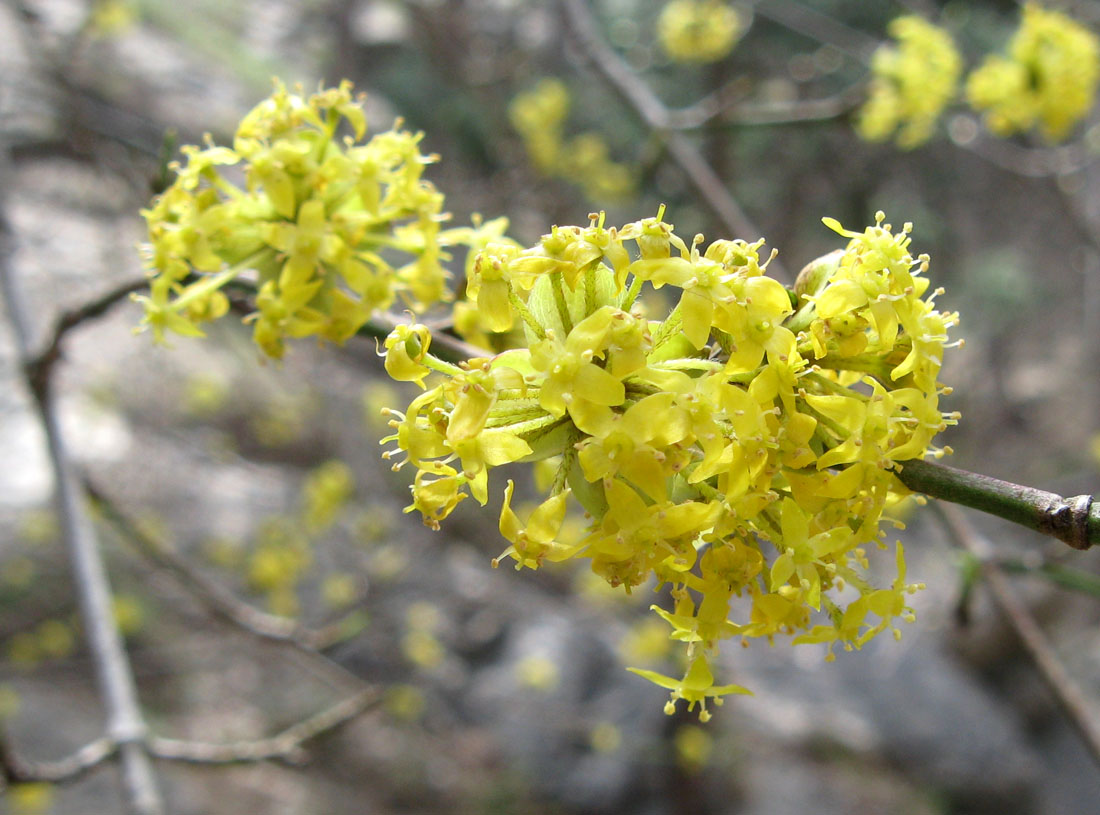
[8,783,54,815]
[658,0,743,64]
[515,654,561,690]
[301,459,355,533]
[858,16,961,148]
[509,81,636,202]
[967,4,1100,142]
[590,721,623,752]
[674,724,714,772]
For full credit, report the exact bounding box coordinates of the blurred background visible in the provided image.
[3,0,1100,812]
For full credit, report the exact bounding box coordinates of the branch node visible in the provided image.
[1045,494,1094,551]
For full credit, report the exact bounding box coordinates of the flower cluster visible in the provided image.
[381,209,959,719]
[509,79,635,202]
[857,16,962,149]
[137,81,450,357]
[967,3,1100,143]
[657,0,743,64]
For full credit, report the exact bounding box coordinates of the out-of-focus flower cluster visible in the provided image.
[381,208,959,719]
[137,81,450,358]
[657,0,743,64]
[509,79,635,203]
[967,3,1100,142]
[857,16,961,149]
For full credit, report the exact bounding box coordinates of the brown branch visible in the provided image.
[896,458,1097,551]
[85,479,363,652]
[147,689,378,765]
[25,277,149,399]
[932,502,1100,770]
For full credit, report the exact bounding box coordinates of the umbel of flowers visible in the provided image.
[967,2,1100,143]
[857,15,962,149]
[137,81,449,357]
[382,208,960,719]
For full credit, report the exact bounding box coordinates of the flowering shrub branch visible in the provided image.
[14,0,1100,809]
[131,77,1100,722]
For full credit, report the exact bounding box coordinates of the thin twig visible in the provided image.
[952,120,1096,178]
[706,84,866,128]
[26,276,149,398]
[753,0,881,64]
[86,479,364,653]
[664,80,752,130]
[221,275,486,363]
[932,502,1100,770]
[0,735,117,785]
[147,689,379,765]
[560,0,790,282]
[0,158,164,814]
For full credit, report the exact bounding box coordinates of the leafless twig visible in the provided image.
[704,84,866,128]
[0,157,164,814]
[753,0,880,64]
[0,688,379,779]
[25,276,149,399]
[950,117,1098,178]
[933,502,1100,770]
[147,689,379,765]
[663,80,752,130]
[560,0,790,282]
[0,735,117,785]
[86,479,364,653]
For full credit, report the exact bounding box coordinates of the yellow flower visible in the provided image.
[383,323,434,388]
[378,209,958,716]
[629,656,751,722]
[657,0,743,65]
[967,3,1100,142]
[576,392,691,502]
[408,465,468,529]
[857,16,961,148]
[530,307,634,435]
[496,481,575,569]
[582,478,719,589]
[139,80,450,357]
